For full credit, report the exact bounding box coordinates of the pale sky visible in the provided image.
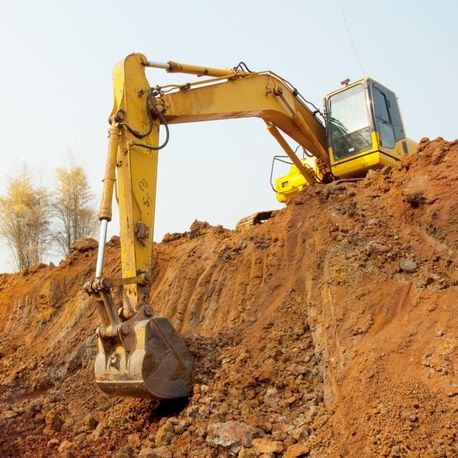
[1,0,457,273]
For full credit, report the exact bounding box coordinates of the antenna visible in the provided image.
[340,0,366,75]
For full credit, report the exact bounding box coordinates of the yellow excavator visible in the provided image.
[84,53,416,399]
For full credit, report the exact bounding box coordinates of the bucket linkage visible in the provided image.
[84,276,193,399]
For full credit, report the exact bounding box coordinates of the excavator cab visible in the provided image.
[325,78,416,178]
[274,78,416,202]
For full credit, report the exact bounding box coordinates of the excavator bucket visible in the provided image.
[94,314,193,399]
[236,210,275,231]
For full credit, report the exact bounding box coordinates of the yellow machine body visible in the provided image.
[275,156,322,203]
[326,78,416,179]
[86,54,415,399]
[274,77,416,201]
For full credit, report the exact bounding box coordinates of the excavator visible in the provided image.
[84,53,416,399]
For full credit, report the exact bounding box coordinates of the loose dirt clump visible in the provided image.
[0,138,457,457]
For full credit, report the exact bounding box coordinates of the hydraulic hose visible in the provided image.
[122,91,170,151]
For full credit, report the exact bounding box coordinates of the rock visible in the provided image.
[162,232,184,243]
[138,446,172,458]
[190,220,210,231]
[90,422,105,440]
[366,241,389,254]
[29,400,43,413]
[60,450,75,457]
[252,437,284,454]
[25,263,48,274]
[200,384,210,393]
[155,421,175,446]
[381,166,392,176]
[85,414,98,431]
[138,449,155,458]
[238,447,258,458]
[44,411,63,434]
[4,410,17,419]
[206,421,257,453]
[114,452,131,458]
[70,238,98,252]
[107,235,120,246]
[127,433,141,449]
[58,440,74,455]
[399,258,417,273]
[189,220,210,238]
[114,446,135,458]
[47,438,59,447]
[284,442,311,457]
[73,433,87,445]
[402,176,430,207]
[254,365,276,382]
[405,193,427,207]
[264,387,279,408]
[174,419,189,434]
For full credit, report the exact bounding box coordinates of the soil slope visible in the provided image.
[0,138,457,457]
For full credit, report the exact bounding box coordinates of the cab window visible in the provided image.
[372,87,395,149]
[384,91,405,141]
[327,84,372,160]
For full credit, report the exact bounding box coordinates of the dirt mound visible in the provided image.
[0,138,457,457]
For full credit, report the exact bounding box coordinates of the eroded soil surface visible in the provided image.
[0,138,457,457]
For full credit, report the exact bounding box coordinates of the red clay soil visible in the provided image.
[0,138,457,457]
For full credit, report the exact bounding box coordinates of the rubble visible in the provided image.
[0,138,457,457]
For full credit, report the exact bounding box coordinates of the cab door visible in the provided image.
[369,81,407,157]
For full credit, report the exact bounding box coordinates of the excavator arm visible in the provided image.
[85,53,331,399]
[151,58,330,182]
[156,66,330,174]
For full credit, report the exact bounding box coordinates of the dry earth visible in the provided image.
[0,138,457,457]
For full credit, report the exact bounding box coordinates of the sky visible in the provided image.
[0,0,457,273]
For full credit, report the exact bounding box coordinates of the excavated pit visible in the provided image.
[0,138,457,457]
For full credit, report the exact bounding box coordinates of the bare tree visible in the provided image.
[0,168,51,271]
[53,160,97,254]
